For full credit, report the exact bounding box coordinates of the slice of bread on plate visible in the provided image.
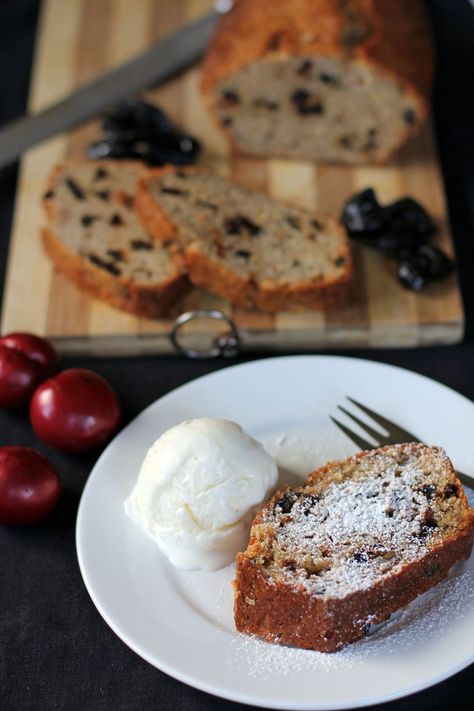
[42,161,188,319]
[234,443,474,652]
[135,166,352,312]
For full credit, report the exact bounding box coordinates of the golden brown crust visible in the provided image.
[41,228,189,319]
[135,166,353,313]
[185,242,352,312]
[201,0,434,161]
[234,444,474,652]
[234,529,473,652]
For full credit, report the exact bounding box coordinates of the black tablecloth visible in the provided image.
[1,2,474,709]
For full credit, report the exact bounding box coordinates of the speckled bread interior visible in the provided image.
[135,166,352,312]
[234,443,474,652]
[201,0,433,163]
[42,161,189,318]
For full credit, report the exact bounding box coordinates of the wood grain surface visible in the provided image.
[0,0,464,355]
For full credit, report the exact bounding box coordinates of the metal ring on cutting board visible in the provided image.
[170,309,240,359]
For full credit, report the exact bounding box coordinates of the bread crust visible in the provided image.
[201,0,434,162]
[234,444,474,652]
[135,166,353,313]
[42,163,189,319]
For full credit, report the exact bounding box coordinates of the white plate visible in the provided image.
[76,356,474,710]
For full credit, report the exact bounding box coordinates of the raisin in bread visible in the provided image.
[201,0,433,164]
[135,167,351,312]
[234,444,474,652]
[42,161,188,319]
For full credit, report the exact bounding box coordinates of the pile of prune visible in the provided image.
[341,189,453,291]
[87,98,201,166]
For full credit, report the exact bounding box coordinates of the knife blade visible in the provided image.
[0,9,220,170]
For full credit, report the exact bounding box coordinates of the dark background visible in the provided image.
[1,1,473,709]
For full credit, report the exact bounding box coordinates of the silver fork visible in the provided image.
[331,397,474,489]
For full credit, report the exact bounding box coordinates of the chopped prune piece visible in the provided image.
[444,483,459,499]
[296,59,313,76]
[292,259,301,267]
[222,117,233,127]
[43,190,54,199]
[303,495,320,516]
[319,72,340,87]
[81,215,98,227]
[224,217,242,235]
[221,90,240,106]
[384,197,436,241]
[160,186,188,196]
[416,244,453,280]
[418,517,438,538]
[107,249,124,261]
[130,239,153,251]
[95,190,110,202]
[110,213,123,226]
[235,249,251,259]
[253,98,279,110]
[425,564,441,578]
[224,215,261,236]
[419,484,437,499]
[385,508,394,518]
[291,89,324,115]
[274,494,295,514]
[334,256,346,267]
[286,215,301,230]
[240,216,261,236]
[339,135,353,149]
[87,254,121,276]
[94,167,108,180]
[403,108,416,125]
[65,178,85,200]
[341,188,385,236]
[311,218,323,231]
[352,551,369,563]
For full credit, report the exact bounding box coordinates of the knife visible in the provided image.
[0,2,232,170]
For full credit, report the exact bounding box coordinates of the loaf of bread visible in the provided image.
[135,166,352,311]
[201,0,433,164]
[42,161,188,318]
[234,444,474,652]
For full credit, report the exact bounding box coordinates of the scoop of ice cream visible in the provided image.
[124,417,278,571]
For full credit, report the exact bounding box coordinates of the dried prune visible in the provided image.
[385,198,436,241]
[109,213,123,226]
[444,483,459,499]
[398,245,453,291]
[274,494,295,514]
[81,215,98,227]
[296,59,312,76]
[65,178,85,200]
[341,188,385,236]
[419,484,437,499]
[87,98,201,167]
[290,89,324,115]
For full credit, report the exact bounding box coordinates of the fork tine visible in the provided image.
[347,397,419,442]
[337,405,386,444]
[330,416,375,451]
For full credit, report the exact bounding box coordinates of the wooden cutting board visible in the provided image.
[0,0,464,356]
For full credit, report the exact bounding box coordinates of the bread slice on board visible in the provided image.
[135,166,352,312]
[42,161,188,319]
[201,0,433,164]
[234,443,474,652]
